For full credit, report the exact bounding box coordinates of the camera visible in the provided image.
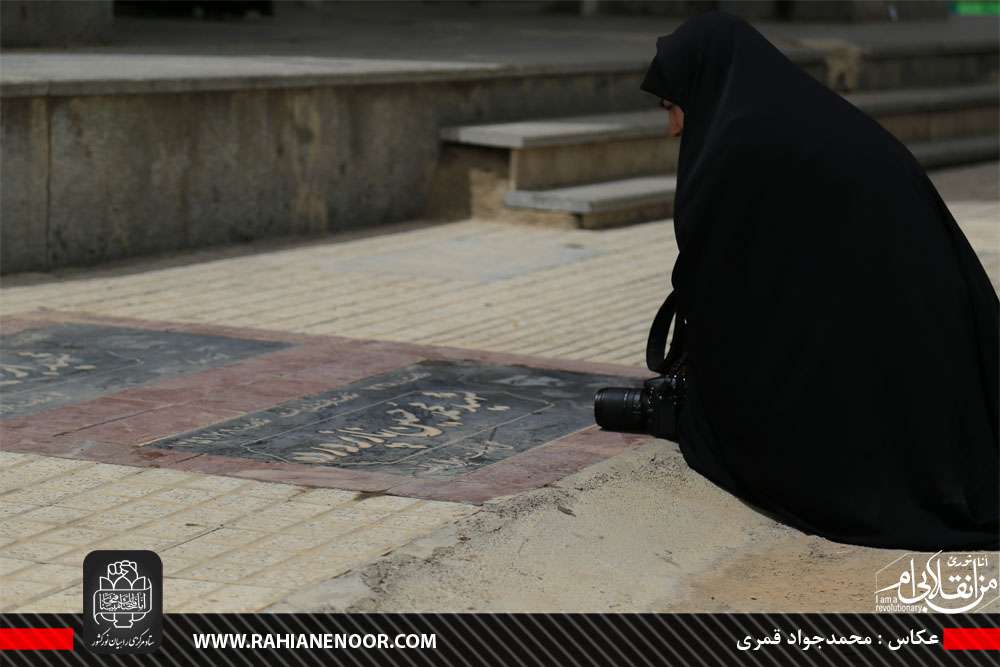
[593,368,686,441]
[597,289,687,440]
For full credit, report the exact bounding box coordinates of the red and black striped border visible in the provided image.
[1,613,998,666]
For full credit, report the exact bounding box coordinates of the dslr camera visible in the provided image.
[593,290,687,441]
[593,364,686,441]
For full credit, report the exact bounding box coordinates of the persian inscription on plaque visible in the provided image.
[0,324,290,419]
[152,360,632,479]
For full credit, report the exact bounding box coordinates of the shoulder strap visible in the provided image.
[645,290,687,374]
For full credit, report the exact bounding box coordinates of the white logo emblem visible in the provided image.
[93,560,153,628]
[875,551,999,613]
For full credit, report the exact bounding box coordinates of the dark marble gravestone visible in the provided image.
[0,324,290,419]
[151,360,634,479]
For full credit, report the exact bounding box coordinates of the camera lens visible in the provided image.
[593,387,648,434]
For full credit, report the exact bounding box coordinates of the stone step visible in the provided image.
[505,175,677,214]
[441,83,998,150]
[441,110,665,149]
[907,133,1000,169]
[500,134,998,229]
[437,83,998,192]
[503,175,676,229]
[848,82,999,116]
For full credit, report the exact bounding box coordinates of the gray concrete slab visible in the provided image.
[501,135,997,221]
[0,97,48,273]
[0,323,288,418]
[442,110,665,149]
[1,0,112,48]
[907,134,1000,168]
[1,5,996,97]
[505,175,676,214]
[443,83,1000,149]
[848,82,1000,115]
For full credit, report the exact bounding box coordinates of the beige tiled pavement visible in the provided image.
[0,451,472,612]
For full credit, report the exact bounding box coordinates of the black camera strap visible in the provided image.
[645,290,686,374]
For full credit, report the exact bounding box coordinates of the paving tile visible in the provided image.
[114,499,184,520]
[10,458,92,478]
[62,462,141,483]
[93,535,182,553]
[55,491,136,511]
[0,557,33,576]
[160,538,240,562]
[184,528,267,547]
[214,547,293,570]
[10,586,82,613]
[0,502,40,519]
[0,518,55,542]
[292,488,360,506]
[131,519,215,541]
[201,493,279,511]
[74,510,156,533]
[11,562,81,587]
[243,532,330,552]
[310,540,387,564]
[126,468,198,487]
[285,514,368,537]
[173,560,255,584]
[0,579,64,610]
[349,495,423,514]
[51,548,95,568]
[38,526,115,546]
[228,502,331,530]
[165,507,246,527]
[163,557,198,577]
[180,475,248,494]
[0,475,32,495]
[177,584,285,613]
[151,487,219,505]
[0,452,33,467]
[0,487,82,506]
[20,505,92,525]
[228,481,304,500]
[163,578,221,610]
[379,501,477,530]
[87,480,164,499]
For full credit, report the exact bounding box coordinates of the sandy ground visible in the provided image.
[278,440,998,613]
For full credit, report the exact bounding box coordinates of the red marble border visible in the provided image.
[1,311,652,504]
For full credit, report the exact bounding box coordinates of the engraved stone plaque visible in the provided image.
[0,324,289,418]
[151,360,631,479]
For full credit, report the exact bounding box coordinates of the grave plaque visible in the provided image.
[151,360,633,479]
[0,324,289,419]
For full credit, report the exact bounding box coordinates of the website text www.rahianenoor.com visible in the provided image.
[192,633,437,650]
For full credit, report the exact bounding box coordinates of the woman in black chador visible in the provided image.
[640,12,998,550]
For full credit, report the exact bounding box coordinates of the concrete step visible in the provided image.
[442,84,997,149]
[907,134,1000,169]
[504,175,676,229]
[441,110,665,149]
[498,134,998,229]
[848,82,998,116]
[438,83,998,192]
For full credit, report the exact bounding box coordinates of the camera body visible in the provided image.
[593,369,686,441]
[597,288,688,440]
[642,373,685,440]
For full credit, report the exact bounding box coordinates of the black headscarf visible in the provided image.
[641,12,998,550]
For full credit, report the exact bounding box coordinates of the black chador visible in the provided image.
[640,12,999,550]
